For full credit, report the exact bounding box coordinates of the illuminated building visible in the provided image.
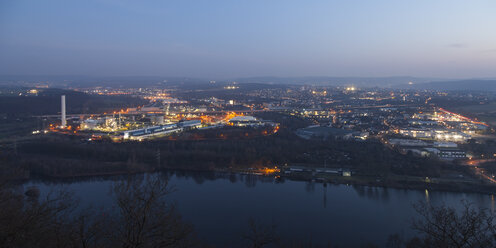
[178,120,202,129]
[399,128,471,142]
[388,139,428,147]
[123,124,181,140]
[228,116,265,127]
[80,119,100,130]
[398,128,433,139]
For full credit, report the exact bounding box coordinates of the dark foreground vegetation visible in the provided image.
[2,113,448,177]
[0,175,198,248]
[6,133,443,177]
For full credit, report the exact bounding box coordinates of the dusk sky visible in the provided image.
[1,0,495,79]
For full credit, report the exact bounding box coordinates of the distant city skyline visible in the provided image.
[1,0,496,80]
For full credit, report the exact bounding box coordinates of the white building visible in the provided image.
[388,138,428,147]
[228,116,265,127]
[399,128,433,139]
[433,130,471,142]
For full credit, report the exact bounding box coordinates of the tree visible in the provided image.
[243,218,278,248]
[407,201,496,248]
[107,176,195,248]
[0,171,198,248]
[0,187,77,248]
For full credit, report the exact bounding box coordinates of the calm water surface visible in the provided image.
[24,171,496,247]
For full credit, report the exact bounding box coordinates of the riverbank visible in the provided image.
[18,165,496,195]
[281,172,496,195]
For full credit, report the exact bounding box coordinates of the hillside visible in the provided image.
[407,80,496,92]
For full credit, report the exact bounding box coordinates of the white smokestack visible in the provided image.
[61,95,66,128]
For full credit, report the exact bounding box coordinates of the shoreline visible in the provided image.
[20,166,496,195]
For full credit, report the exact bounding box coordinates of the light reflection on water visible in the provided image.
[23,171,494,247]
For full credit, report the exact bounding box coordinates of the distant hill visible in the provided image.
[0,75,206,88]
[232,76,440,87]
[0,75,443,88]
[405,80,496,92]
[6,75,495,90]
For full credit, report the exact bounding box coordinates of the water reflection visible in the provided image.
[492,195,495,214]
[351,185,392,203]
[305,181,315,193]
[25,170,494,204]
[25,170,494,208]
[22,170,495,248]
[322,183,327,208]
[229,173,237,183]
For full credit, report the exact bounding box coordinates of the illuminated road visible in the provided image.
[439,108,489,127]
[463,159,496,184]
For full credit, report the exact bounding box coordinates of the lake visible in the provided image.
[24,170,495,247]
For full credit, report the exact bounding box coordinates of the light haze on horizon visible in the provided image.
[1,0,495,79]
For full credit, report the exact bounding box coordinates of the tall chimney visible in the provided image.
[61,95,66,128]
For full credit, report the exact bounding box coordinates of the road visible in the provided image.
[462,159,496,184]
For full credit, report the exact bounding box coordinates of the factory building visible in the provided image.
[423,148,466,160]
[121,120,201,141]
[123,124,181,140]
[388,139,428,147]
[433,130,471,142]
[80,119,101,130]
[398,128,471,142]
[228,116,265,127]
[150,115,165,125]
[398,128,433,139]
[178,120,202,129]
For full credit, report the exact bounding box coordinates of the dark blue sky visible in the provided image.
[1,0,495,79]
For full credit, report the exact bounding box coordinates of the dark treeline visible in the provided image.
[460,139,496,158]
[4,127,444,179]
[1,113,449,179]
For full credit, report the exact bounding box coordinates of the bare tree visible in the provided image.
[0,187,77,248]
[386,234,404,248]
[243,218,279,248]
[107,176,195,248]
[71,208,108,248]
[408,201,496,248]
